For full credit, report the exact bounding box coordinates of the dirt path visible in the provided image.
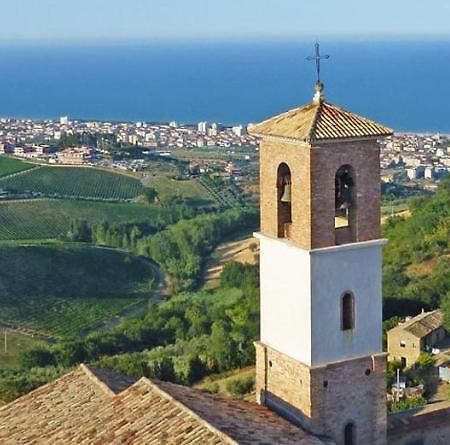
[203,233,259,289]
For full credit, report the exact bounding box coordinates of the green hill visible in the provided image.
[383,177,450,318]
[0,166,144,201]
[0,244,157,337]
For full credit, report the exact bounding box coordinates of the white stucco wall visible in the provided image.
[310,240,385,366]
[256,233,385,367]
[256,232,312,365]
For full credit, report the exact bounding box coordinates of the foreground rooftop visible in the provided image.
[0,364,331,444]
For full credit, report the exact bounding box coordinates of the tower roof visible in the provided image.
[249,88,393,142]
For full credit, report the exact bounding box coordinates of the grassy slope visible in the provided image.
[0,166,144,200]
[0,199,156,241]
[0,156,35,178]
[0,331,41,369]
[0,244,156,337]
[144,175,213,206]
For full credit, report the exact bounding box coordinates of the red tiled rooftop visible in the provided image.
[0,364,331,444]
[249,101,392,142]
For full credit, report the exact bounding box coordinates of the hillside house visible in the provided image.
[387,310,446,367]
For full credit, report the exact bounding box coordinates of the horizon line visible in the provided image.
[2,33,450,47]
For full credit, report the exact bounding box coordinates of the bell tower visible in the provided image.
[250,81,392,445]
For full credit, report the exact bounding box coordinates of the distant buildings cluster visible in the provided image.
[2,115,449,189]
[0,117,258,166]
[381,133,450,184]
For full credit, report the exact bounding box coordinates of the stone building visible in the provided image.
[387,309,446,367]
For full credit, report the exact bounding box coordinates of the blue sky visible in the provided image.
[4,0,450,43]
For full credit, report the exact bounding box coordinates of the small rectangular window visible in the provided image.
[400,341,406,348]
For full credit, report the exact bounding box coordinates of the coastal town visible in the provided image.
[0,117,257,161]
[1,116,450,191]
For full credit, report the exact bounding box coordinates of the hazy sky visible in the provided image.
[4,0,450,43]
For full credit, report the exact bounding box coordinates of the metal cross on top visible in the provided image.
[306,42,330,84]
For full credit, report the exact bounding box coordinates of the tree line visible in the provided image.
[68,207,258,293]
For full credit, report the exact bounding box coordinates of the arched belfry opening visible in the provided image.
[277,163,292,238]
[335,165,355,229]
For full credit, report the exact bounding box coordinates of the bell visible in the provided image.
[280,183,291,203]
[338,188,352,210]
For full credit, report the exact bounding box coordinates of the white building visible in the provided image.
[197,122,209,134]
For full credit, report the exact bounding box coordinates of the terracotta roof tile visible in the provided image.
[249,101,392,142]
[389,310,444,339]
[387,401,450,438]
[0,365,331,444]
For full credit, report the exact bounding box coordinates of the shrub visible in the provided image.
[226,376,255,399]
[204,383,220,394]
[388,396,426,414]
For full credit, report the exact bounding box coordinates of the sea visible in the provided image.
[1,39,450,133]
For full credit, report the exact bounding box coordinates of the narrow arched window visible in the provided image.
[277,163,292,238]
[335,165,355,228]
[342,292,355,331]
[344,422,355,445]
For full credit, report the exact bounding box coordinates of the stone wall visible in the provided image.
[255,341,387,445]
[387,329,421,367]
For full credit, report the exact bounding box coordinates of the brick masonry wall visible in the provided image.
[259,137,381,249]
[255,341,387,445]
[317,353,387,445]
[260,138,312,248]
[310,139,381,248]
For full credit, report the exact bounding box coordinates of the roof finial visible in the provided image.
[313,82,325,104]
[306,42,330,103]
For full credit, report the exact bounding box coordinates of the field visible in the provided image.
[0,330,41,369]
[0,244,157,337]
[0,156,35,178]
[0,199,157,241]
[0,166,144,201]
[143,175,213,206]
[198,176,244,208]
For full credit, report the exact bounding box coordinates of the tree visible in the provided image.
[184,355,207,384]
[68,219,92,242]
[147,356,176,382]
[54,341,87,367]
[18,345,56,368]
[415,352,436,369]
[209,320,238,371]
[143,187,158,204]
[442,292,450,332]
